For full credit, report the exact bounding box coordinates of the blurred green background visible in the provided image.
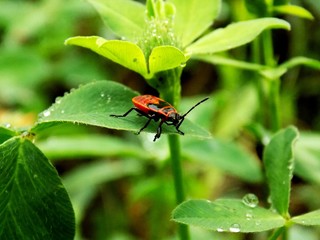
[1,0,320,239]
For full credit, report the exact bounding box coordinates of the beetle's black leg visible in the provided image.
[137,117,152,135]
[110,108,136,117]
[175,127,184,135]
[153,120,165,141]
[164,121,184,135]
[110,108,148,118]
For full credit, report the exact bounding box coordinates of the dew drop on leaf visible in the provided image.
[180,62,186,67]
[245,212,253,220]
[216,227,224,232]
[242,193,259,208]
[43,110,51,117]
[55,97,62,104]
[229,223,241,232]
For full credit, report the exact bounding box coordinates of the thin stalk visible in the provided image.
[252,38,265,125]
[168,134,190,240]
[268,227,285,240]
[269,77,281,131]
[157,67,189,240]
[262,30,281,132]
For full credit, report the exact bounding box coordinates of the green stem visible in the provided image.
[262,30,281,132]
[268,227,285,240]
[156,67,189,240]
[168,134,190,240]
[269,78,281,131]
[252,38,265,125]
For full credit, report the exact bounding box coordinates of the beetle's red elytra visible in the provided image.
[110,95,209,141]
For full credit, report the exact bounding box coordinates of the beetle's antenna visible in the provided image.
[181,97,209,118]
[175,97,209,130]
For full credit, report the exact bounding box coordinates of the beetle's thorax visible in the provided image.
[167,112,181,125]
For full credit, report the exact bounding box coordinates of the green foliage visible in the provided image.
[186,18,290,54]
[33,81,210,139]
[172,199,285,232]
[172,126,304,233]
[1,0,320,239]
[263,126,298,217]
[0,137,75,240]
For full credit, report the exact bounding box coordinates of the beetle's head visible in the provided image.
[168,112,182,125]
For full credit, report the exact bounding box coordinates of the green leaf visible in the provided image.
[273,5,314,20]
[0,137,75,239]
[172,199,285,232]
[291,210,320,226]
[32,81,211,140]
[183,138,263,183]
[170,0,221,47]
[263,126,299,217]
[0,126,17,144]
[149,45,188,74]
[65,36,149,78]
[294,132,320,184]
[186,18,290,54]
[87,0,145,40]
[37,134,148,160]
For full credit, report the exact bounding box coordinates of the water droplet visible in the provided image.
[43,110,51,117]
[55,97,62,104]
[180,62,186,67]
[100,92,105,97]
[242,193,259,208]
[246,212,253,220]
[106,95,111,104]
[216,227,224,232]
[33,174,38,179]
[69,88,76,93]
[4,123,11,128]
[60,110,65,114]
[229,223,241,233]
[288,163,294,171]
[255,220,261,226]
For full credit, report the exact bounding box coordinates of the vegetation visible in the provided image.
[1,0,320,239]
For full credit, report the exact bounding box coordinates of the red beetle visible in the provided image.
[110,95,209,141]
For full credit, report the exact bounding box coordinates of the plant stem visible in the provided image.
[156,67,189,240]
[268,227,285,240]
[168,134,190,240]
[262,30,281,132]
[252,38,265,125]
[269,78,281,131]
